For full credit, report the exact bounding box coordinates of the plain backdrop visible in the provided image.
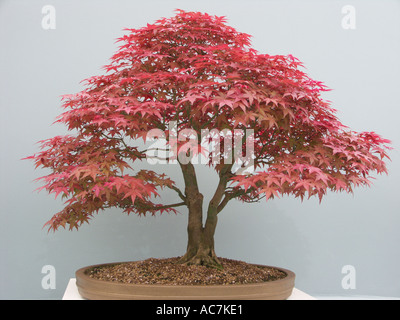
[0,0,399,299]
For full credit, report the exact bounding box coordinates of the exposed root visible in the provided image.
[177,249,223,270]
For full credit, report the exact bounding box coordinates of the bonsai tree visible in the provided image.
[25,10,390,268]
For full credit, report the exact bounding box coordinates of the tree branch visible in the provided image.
[217,193,232,213]
[167,185,187,203]
[151,201,186,210]
[208,164,233,214]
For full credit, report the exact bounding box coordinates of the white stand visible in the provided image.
[62,278,316,300]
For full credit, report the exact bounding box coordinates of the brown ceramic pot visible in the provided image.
[75,261,295,300]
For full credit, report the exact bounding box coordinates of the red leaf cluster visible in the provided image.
[24,10,391,231]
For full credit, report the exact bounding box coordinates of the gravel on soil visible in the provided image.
[87,256,287,285]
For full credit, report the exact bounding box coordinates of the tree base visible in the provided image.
[178,248,223,269]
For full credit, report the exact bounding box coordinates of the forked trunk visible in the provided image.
[179,206,221,268]
[178,162,231,269]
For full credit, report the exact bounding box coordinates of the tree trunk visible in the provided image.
[179,206,221,268]
[177,162,232,269]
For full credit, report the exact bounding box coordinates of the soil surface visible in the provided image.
[87,257,287,285]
